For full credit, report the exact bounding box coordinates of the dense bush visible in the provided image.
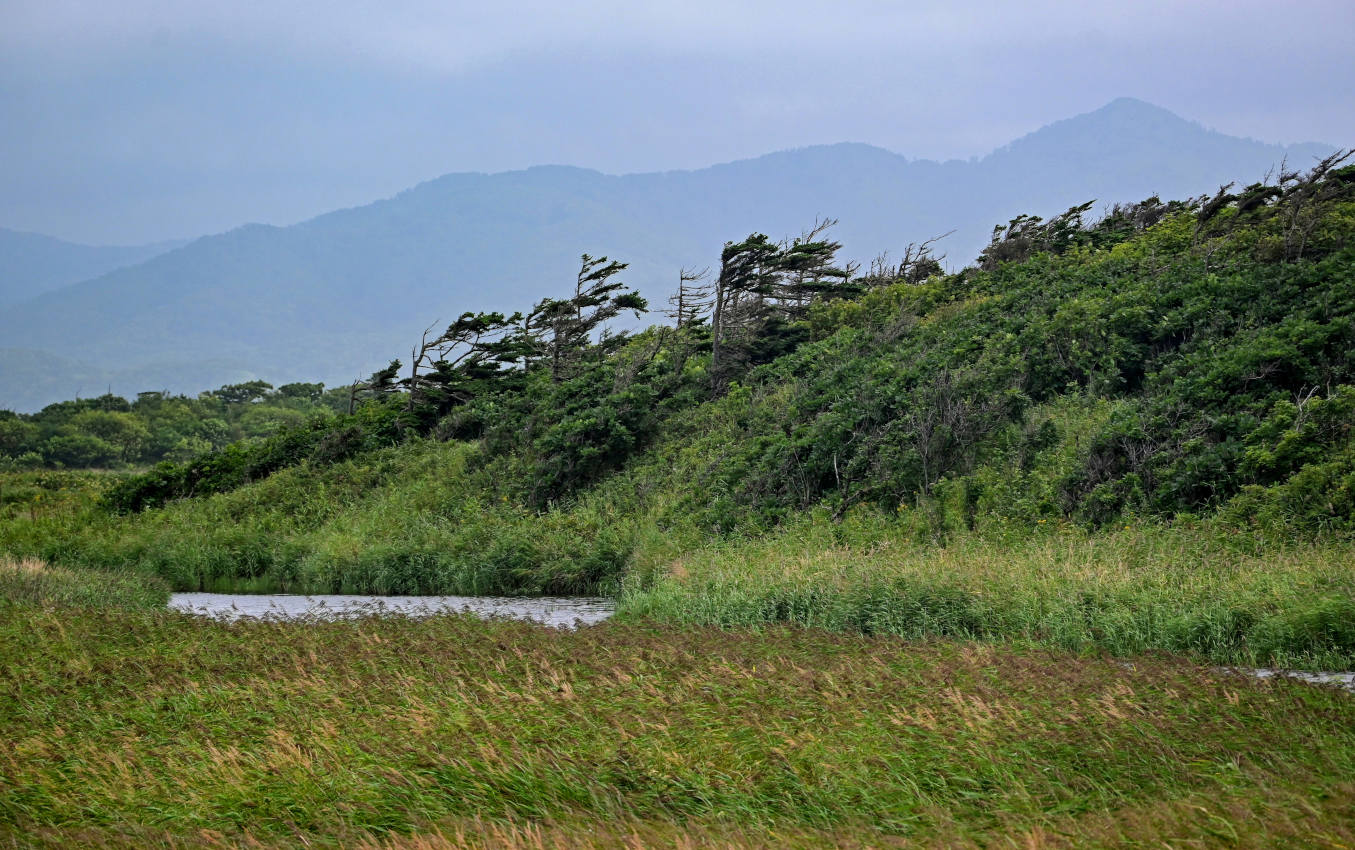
[102,400,403,512]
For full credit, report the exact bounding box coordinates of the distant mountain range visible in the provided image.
[0,98,1336,412]
[0,229,186,307]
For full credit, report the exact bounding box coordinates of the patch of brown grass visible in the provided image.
[0,555,49,574]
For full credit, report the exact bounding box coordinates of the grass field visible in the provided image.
[2,604,1354,848]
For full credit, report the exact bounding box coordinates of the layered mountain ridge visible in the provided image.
[0,98,1335,412]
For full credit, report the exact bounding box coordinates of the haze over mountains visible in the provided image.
[0,98,1336,412]
[0,229,186,308]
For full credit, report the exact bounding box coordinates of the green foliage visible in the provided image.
[41,433,120,468]
[491,328,710,507]
[541,255,648,360]
[710,226,853,389]
[4,440,635,596]
[101,401,403,513]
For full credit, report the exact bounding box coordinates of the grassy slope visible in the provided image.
[2,606,1353,849]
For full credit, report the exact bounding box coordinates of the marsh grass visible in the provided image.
[2,607,1354,848]
[0,443,632,596]
[620,513,1355,669]
[0,556,167,610]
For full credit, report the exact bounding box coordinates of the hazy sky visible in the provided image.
[2,0,1351,245]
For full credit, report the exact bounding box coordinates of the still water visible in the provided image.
[170,592,614,627]
[1242,668,1355,691]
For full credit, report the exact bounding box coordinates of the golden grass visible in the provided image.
[0,555,48,574]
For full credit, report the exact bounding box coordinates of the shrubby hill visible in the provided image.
[3,149,1353,668]
[0,98,1333,412]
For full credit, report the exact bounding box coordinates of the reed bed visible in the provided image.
[0,556,167,610]
[620,516,1355,670]
[2,607,1353,847]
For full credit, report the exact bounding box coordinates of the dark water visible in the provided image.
[169,592,614,627]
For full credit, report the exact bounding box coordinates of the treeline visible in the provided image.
[0,381,347,470]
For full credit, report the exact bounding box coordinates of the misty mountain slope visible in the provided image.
[978,97,1333,207]
[0,229,186,307]
[0,98,1336,412]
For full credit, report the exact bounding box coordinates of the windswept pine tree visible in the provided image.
[527,254,649,382]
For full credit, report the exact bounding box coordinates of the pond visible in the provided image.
[169,592,614,627]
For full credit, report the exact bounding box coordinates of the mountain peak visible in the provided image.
[1094,97,1185,120]
[1030,97,1196,138]
[985,97,1242,165]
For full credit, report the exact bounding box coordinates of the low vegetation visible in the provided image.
[0,556,168,610]
[3,607,1354,848]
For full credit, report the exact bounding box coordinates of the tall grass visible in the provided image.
[2,607,1353,848]
[620,512,1355,669]
[0,442,634,596]
[3,442,1354,669]
[0,556,168,609]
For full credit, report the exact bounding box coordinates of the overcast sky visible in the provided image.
[2,0,1351,245]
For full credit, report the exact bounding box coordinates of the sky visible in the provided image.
[1,0,1352,246]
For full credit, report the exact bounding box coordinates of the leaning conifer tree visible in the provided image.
[711,234,782,391]
[773,219,853,318]
[528,254,649,382]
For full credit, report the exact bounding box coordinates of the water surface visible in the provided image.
[170,592,614,627]
[1240,668,1355,692]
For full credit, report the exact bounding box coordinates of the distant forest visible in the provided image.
[0,382,348,470]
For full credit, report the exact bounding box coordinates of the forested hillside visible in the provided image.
[3,151,1353,671]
